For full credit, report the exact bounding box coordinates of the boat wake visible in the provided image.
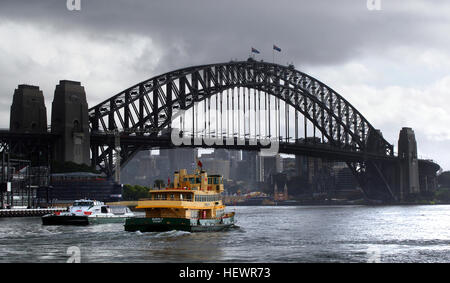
[154,230,191,238]
[228,225,246,233]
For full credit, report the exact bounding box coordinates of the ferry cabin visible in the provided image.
[136,169,226,220]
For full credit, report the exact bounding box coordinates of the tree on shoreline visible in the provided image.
[123,184,150,201]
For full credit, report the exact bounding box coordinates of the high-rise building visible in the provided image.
[168,148,198,174]
[201,158,231,180]
[242,150,257,182]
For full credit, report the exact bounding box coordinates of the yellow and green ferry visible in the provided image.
[124,165,235,232]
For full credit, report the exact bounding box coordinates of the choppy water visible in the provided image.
[1,205,450,263]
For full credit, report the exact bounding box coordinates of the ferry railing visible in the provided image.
[139,198,194,202]
[148,187,198,191]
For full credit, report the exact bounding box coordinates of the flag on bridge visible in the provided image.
[251,47,260,54]
[273,44,281,52]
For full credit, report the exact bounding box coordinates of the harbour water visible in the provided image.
[1,205,450,263]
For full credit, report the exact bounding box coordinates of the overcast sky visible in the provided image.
[1,0,450,169]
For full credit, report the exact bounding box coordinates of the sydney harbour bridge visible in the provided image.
[0,59,440,202]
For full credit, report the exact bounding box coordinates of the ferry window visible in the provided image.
[74,201,92,206]
[196,178,201,183]
[186,194,192,200]
[189,178,195,184]
[208,178,212,184]
[162,194,167,200]
[170,194,174,200]
[191,210,199,218]
[213,178,219,184]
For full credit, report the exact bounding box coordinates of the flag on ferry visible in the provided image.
[197,160,203,168]
[251,47,260,54]
[273,44,281,52]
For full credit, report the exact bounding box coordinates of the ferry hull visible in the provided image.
[42,215,131,225]
[87,217,130,224]
[42,215,89,226]
[124,216,235,232]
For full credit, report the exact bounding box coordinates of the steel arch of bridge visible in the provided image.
[88,60,395,198]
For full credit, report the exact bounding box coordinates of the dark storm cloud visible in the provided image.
[0,0,446,73]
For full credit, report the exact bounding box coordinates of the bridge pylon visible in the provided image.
[398,127,420,201]
[51,80,90,166]
[10,85,47,133]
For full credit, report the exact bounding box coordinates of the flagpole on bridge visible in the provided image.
[272,48,275,64]
[273,44,281,64]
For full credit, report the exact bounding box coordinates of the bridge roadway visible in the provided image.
[0,129,440,173]
[90,131,397,163]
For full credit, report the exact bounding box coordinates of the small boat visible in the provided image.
[125,163,236,232]
[42,199,135,226]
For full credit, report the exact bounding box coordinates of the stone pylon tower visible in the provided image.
[51,80,90,165]
[10,85,47,133]
[398,127,420,199]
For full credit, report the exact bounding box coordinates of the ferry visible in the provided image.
[124,163,235,232]
[42,199,135,225]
